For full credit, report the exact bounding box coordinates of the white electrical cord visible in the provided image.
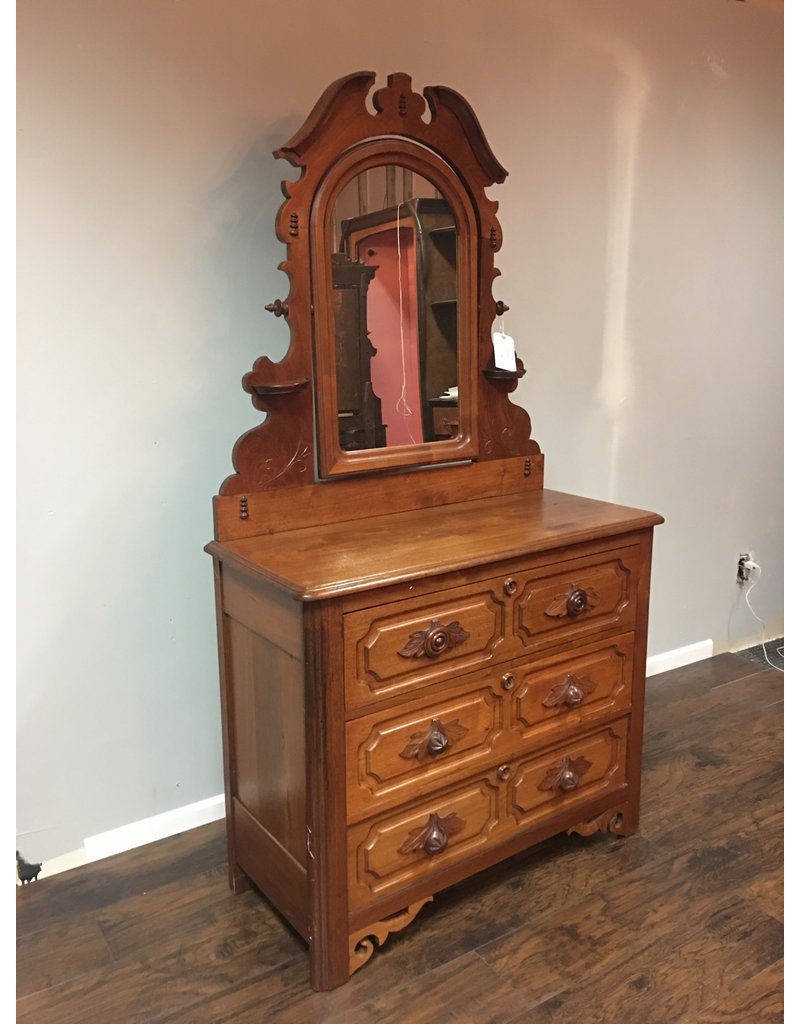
[742,561,784,673]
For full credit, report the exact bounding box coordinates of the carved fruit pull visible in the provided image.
[398,620,470,659]
[542,673,597,710]
[544,585,599,620]
[538,755,592,794]
[398,812,466,857]
[399,718,468,761]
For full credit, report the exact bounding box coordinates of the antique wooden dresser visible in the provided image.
[206,71,663,990]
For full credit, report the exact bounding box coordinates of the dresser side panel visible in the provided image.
[218,566,309,932]
[227,619,307,864]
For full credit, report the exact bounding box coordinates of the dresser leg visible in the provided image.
[309,933,351,991]
[229,867,252,894]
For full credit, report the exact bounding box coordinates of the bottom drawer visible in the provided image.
[347,719,629,910]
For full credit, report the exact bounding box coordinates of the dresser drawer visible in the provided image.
[347,718,629,910]
[508,634,635,749]
[344,582,505,710]
[346,679,505,822]
[348,776,502,910]
[510,546,640,653]
[507,719,629,828]
[344,542,643,711]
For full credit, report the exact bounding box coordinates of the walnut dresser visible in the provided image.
[206,71,663,990]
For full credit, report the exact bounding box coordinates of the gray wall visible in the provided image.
[17,0,783,862]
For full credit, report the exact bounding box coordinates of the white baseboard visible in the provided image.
[646,639,714,677]
[31,793,226,882]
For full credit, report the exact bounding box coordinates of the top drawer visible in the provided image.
[344,541,642,711]
[344,582,506,711]
[509,546,641,654]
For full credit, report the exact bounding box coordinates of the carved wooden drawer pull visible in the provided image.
[544,585,599,620]
[538,755,592,794]
[399,718,468,761]
[398,619,470,659]
[542,673,597,710]
[398,812,466,857]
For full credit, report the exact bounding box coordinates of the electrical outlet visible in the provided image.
[737,553,753,584]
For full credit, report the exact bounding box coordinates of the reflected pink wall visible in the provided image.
[354,224,422,446]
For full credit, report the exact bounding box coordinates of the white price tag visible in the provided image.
[492,331,517,372]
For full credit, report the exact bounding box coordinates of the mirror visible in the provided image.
[330,165,459,453]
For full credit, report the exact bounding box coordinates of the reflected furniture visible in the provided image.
[205,71,663,990]
[340,198,458,446]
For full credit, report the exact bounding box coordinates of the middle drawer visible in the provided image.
[346,633,635,822]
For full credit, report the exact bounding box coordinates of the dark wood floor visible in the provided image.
[17,653,783,1023]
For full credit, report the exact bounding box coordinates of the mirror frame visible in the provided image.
[220,72,539,496]
[312,141,478,477]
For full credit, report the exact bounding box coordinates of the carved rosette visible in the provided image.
[398,619,470,659]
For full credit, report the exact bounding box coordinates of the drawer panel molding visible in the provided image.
[513,550,640,651]
[508,720,629,827]
[510,634,634,745]
[345,587,505,708]
[346,683,504,820]
[348,778,502,907]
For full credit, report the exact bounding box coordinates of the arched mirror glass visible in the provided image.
[329,165,460,453]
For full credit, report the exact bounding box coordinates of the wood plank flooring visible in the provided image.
[16,653,783,1023]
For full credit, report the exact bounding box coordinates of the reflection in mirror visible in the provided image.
[330,166,459,452]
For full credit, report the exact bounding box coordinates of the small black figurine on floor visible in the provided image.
[17,850,42,884]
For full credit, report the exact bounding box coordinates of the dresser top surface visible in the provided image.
[206,488,662,601]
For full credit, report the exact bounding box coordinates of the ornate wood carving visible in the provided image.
[545,585,600,620]
[349,897,433,975]
[264,299,289,318]
[398,812,466,856]
[542,673,597,710]
[399,718,469,760]
[538,755,592,793]
[218,70,540,495]
[398,619,470,659]
[568,808,626,836]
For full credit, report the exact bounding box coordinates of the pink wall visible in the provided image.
[354,224,423,446]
